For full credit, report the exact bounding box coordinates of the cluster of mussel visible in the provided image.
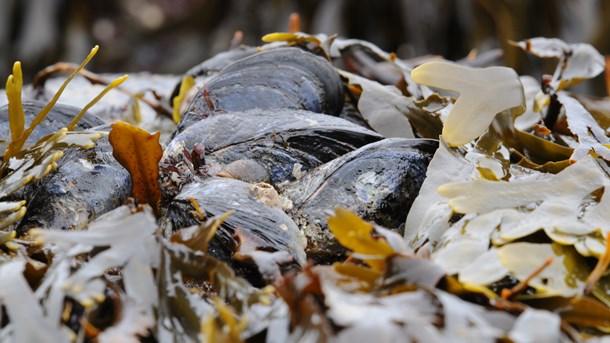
[1,46,436,286]
[159,47,436,285]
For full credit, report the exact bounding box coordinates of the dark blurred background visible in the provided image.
[1,0,609,94]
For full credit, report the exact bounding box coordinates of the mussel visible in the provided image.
[162,46,438,267]
[169,47,258,102]
[0,101,131,232]
[182,47,259,80]
[16,132,131,233]
[281,138,437,262]
[175,48,345,133]
[162,176,306,286]
[164,108,383,186]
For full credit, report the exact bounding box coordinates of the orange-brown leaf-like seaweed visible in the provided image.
[109,122,162,214]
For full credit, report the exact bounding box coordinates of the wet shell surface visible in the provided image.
[176,48,344,132]
[165,108,384,185]
[162,176,306,285]
[16,132,132,233]
[282,138,437,261]
[169,47,258,101]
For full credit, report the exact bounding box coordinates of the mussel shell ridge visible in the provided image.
[282,138,438,262]
[176,48,344,132]
[165,108,384,185]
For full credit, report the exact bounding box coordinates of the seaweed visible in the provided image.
[0,46,127,231]
[108,121,162,214]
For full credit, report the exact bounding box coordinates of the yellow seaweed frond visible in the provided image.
[187,196,206,221]
[261,32,321,45]
[108,121,162,215]
[3,45,100,162]
[202,298,245,343]
[131,93,143,124]
[5,62,25,144]
[328,208,394,271]
[172,75,195,124]
[67,74,128,131]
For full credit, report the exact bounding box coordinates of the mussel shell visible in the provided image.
[185,47,259,78]
[165,108,384,185]
[169,47,258,102]
[0,100,105,144]
[177,48,344,132]
[162,177,306,285]
[282,138,438,262]
[16,131,131,233]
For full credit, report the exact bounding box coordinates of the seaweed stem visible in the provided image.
[67,75,129,130]
[288,12,300,33]
[501,256,554,300]
[584,232,610,294]
[32,62,173,120]
[543,93,561,131]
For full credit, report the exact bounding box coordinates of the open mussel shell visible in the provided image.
[282,138,438,262]
[16,129,131,233]
[165,108,383,186]
[0,100,105,145]
[176,48,344,132]
[162,177,306,286]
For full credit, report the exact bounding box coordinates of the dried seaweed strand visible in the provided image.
[81,317,102,339]
[32,62,173,119]
[501,256,554,300]
[32,62,105,88]
[187,197,206,221]
[288,12,300,33]
[584,232,610,294]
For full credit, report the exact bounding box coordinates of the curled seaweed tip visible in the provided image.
[2,45,100,165]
